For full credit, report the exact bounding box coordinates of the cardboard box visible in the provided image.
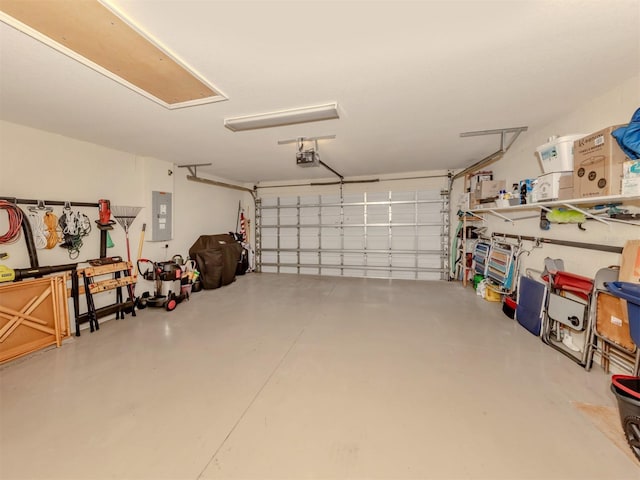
[469,171,493,191]
[573,125,630,197]
[557,174,574,201]
[475,180,506,200]
[531,171,572,202]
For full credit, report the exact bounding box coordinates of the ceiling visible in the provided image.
[0,1,638,184]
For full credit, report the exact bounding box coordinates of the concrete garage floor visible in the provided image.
[1,273,638,479]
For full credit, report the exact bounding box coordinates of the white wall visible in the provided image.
[0,121,147,268]
[0,120,250,323]
[172,173,254,259]
[451,73,640,279]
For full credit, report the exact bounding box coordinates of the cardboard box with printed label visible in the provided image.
[573,125,630,198]
[474,180,506,200]
[531,171,572,202]
[469,171,493,192]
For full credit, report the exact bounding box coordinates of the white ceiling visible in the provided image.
[1,0,639,184]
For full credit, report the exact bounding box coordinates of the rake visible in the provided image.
[112,205,143,284]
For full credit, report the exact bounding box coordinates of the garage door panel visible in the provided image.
[366,253,389,266]
[299,207,319,224]
[300,234,319,249]
[279,252,297,264]
[322,253,342,265]
[391,270,416,280]
[391,255,416,267]
[418,256,442,268]
[257,188,447,279]
[280,236,298,249]
[300,253,319,264]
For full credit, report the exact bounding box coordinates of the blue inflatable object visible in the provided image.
[612,107,640,160]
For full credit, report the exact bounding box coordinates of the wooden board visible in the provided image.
[56,274,71,340]
[620,239,640,283]
[88,275,135,294]
[596,291,636,351]
[79,261,131,277]
[0,0,220,105]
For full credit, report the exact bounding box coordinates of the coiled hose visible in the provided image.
[0,200,24,244]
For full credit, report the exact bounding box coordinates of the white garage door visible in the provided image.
[256,189,449,280]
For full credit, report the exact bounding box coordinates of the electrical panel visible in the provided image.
[151,191,172,241]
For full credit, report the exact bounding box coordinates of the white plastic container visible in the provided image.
[536,134,586,174]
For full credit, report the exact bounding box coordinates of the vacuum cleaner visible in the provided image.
[136,259,187,311]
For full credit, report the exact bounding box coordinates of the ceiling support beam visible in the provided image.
[177,163,212,177]
[178,163,254,194]
[185,175,254,194]
[453,126,528,180]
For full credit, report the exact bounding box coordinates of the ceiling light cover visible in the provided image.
[224,103,339,132]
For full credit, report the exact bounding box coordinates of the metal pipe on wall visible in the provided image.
[13,263,78,282]
[492,232,623,254]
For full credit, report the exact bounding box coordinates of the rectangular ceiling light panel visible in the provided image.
[0,0,227,109]
[224,103,339,132]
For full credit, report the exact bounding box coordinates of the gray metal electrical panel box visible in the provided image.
[151,191,172,241]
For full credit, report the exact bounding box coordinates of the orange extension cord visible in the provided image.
[43,212,61,249]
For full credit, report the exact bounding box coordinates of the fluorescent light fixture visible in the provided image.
[224,103,339,132]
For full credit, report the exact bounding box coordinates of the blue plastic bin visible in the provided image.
[604,281,640,345]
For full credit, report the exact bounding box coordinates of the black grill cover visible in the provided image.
[188,234,242,289]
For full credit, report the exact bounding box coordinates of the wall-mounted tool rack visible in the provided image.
[0,196,135,337]
[0,196,102,269]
